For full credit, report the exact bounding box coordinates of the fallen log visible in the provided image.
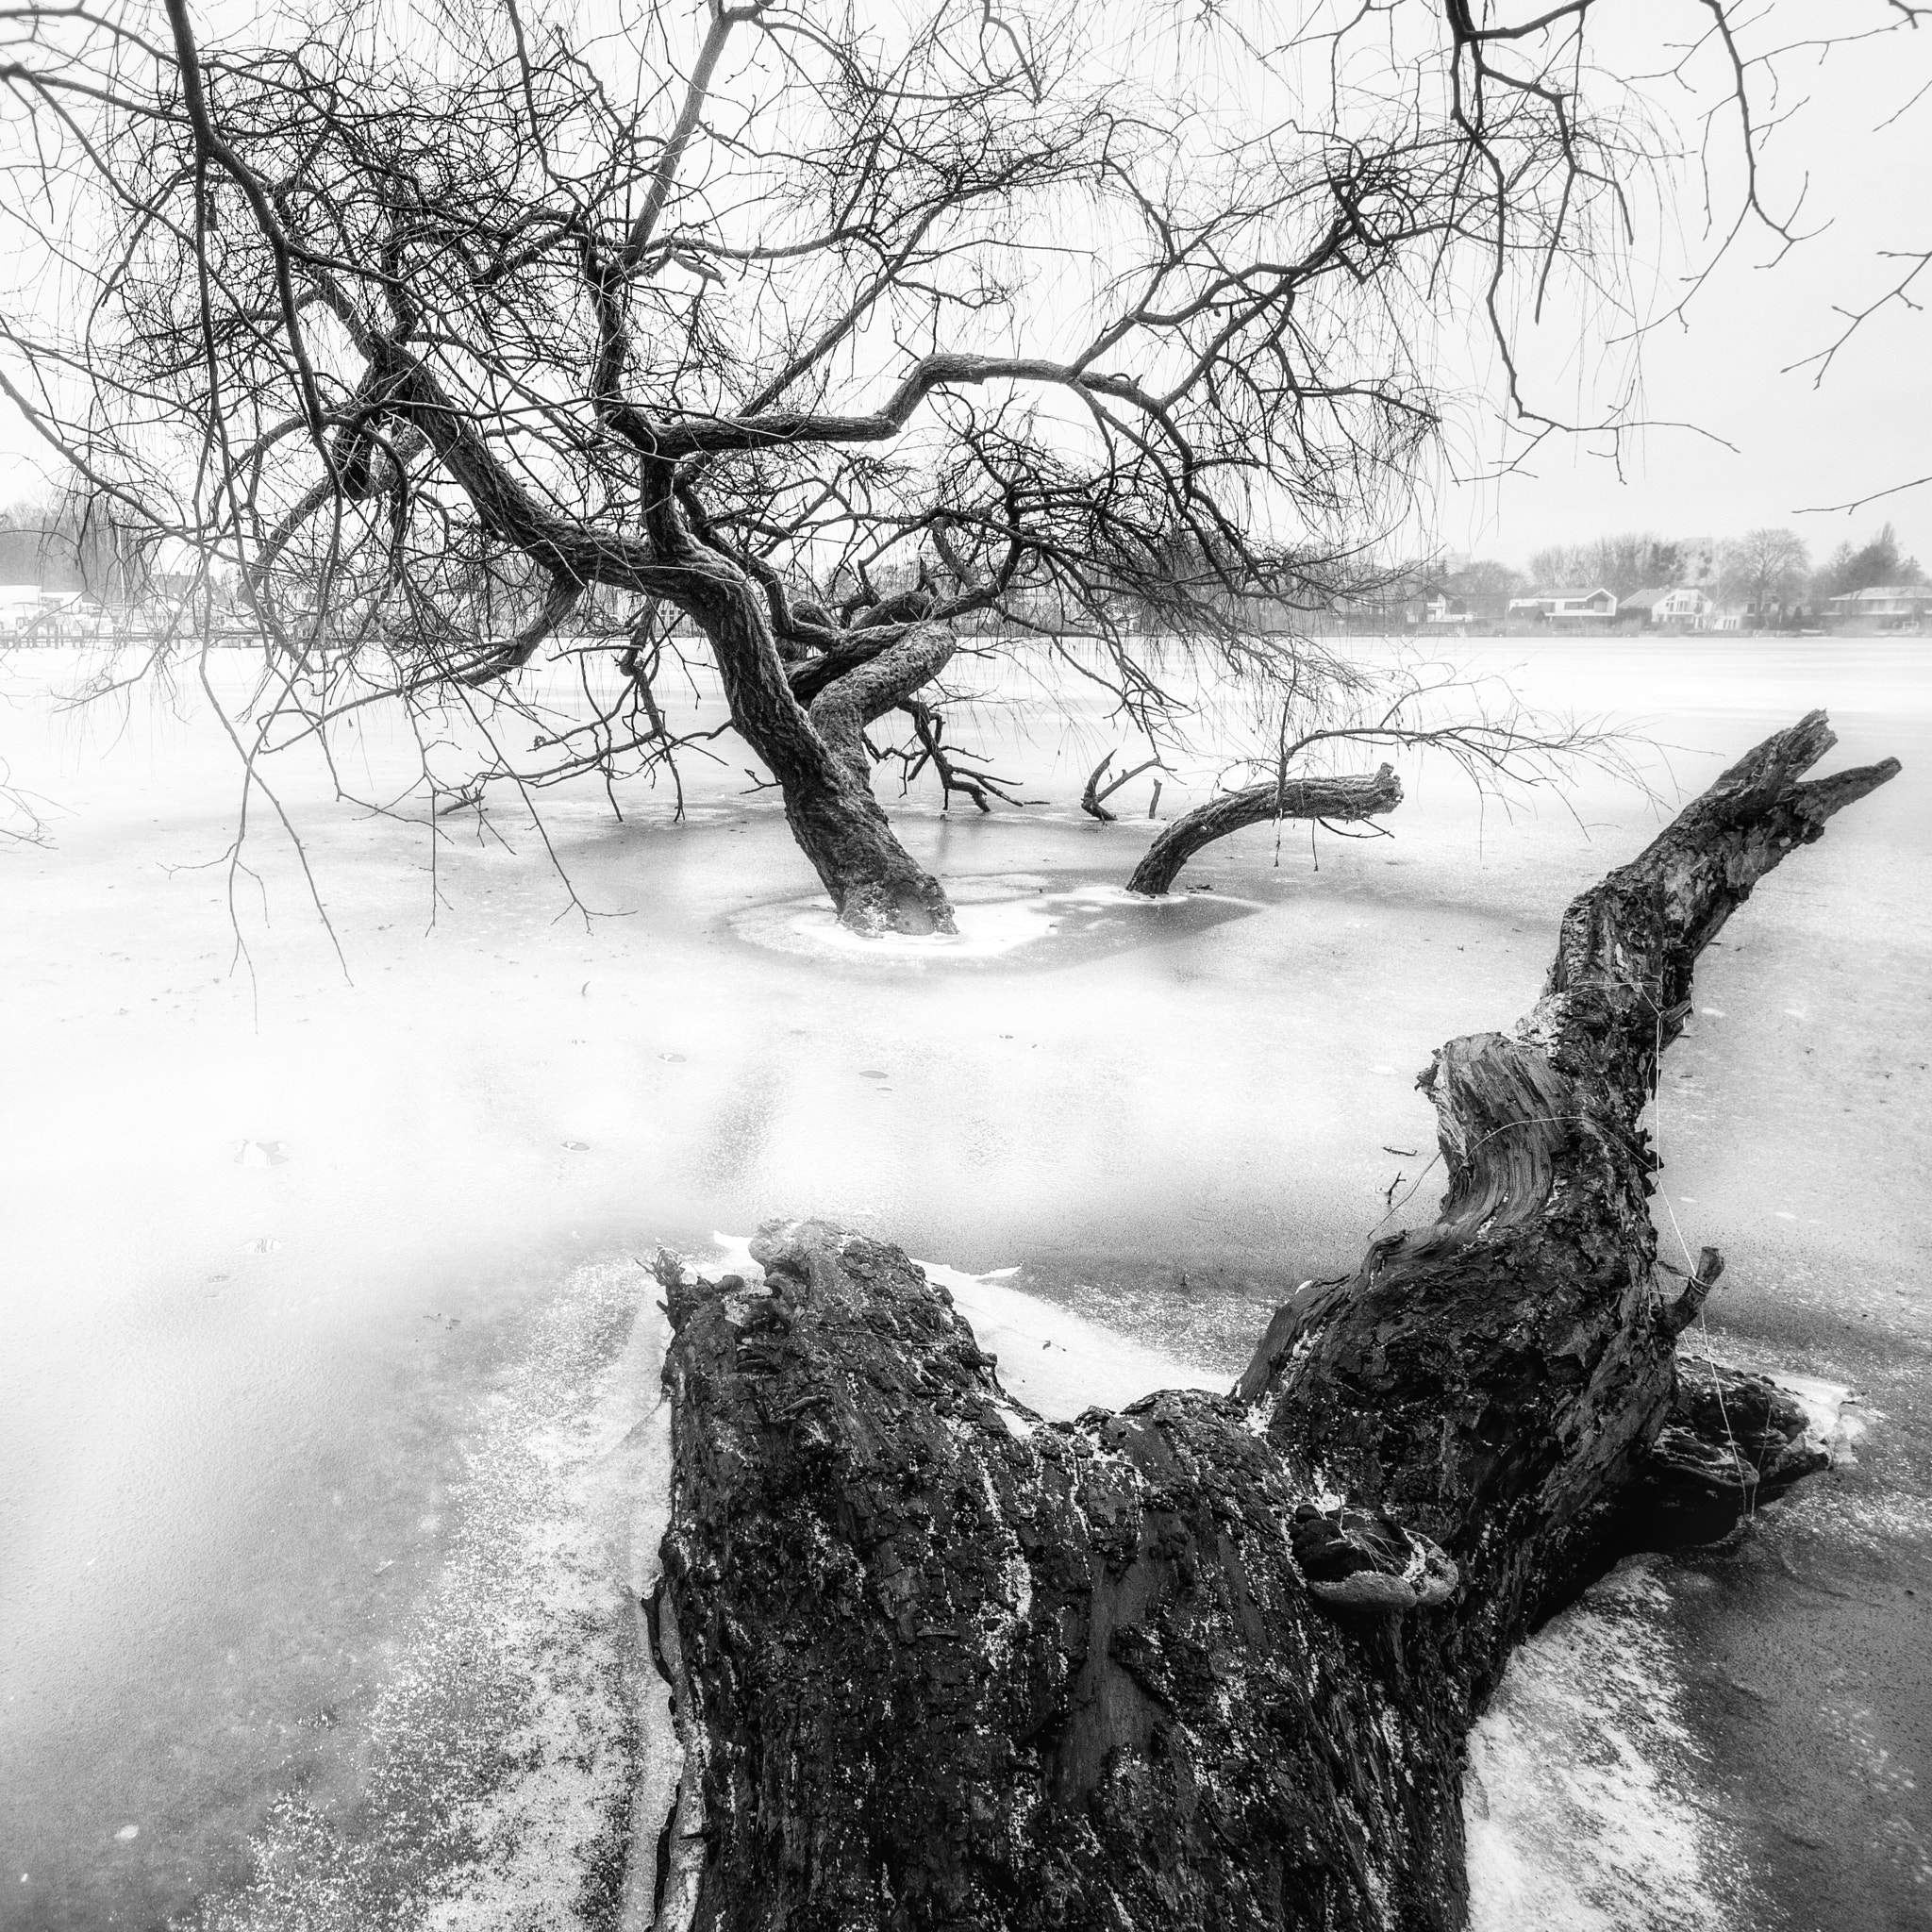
[655,712,1896,1930]
[1125,765,1404,896]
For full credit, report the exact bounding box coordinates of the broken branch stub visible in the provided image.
[1081,749,1166,823]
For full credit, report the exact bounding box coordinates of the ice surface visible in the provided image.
[177,1262,673,1932]
[1465,1562,1742,1932]
[729,877,1260,970]
[2,638,1927,1927]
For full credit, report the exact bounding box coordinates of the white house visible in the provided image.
[1507,588,1618,623]
[0,587,117,642]
[0,588,103,641]
[1618,586,1711,629]
[0,583,46,629]
[1827,585,1929,631]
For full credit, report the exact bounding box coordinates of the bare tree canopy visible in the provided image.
[1717,526,1809,613]
[0,0,1923,929]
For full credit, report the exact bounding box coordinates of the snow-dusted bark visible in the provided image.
[651,714,1895,1930]
[1126,765,1405,897]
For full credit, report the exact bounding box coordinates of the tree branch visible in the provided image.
[1126,766,1403,894]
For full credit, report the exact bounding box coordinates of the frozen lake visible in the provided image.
[1,637,1927,1929]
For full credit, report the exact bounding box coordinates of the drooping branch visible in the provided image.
[887,698,1033,812]
[450,574,584,686]
[806,625,958,787]
[632,352,1182,459]
[1125,764,1404,894]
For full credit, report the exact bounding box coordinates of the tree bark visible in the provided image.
[639,471,958,938]
[653,713,1896,1930]
[758,610,958,937]
[805,625,958,790]
[1126,766,1405,896]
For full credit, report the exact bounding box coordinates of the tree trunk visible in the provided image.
[652,713,1896,1930]
[652,508,958,937]
[1126,766,1405,896]
[786,625,962,935]
[804,625,958,791]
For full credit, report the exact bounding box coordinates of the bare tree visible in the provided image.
[1718,526,1809,622]
[1527,533,1689,599]
[4,0,1899,931]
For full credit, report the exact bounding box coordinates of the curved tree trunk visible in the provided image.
[712,584,957,938]
[652,713,1895,1929]
[1126,766,1405,896]
[805,625,958,789]
[642,477,958,937]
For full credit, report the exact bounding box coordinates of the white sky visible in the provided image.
[1430,8,1932,572]
[0,0,1926,575]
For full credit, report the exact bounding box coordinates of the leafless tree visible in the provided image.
[0,0,1920,935]
[1527,533,1692,599]
[1717,525,1810,621]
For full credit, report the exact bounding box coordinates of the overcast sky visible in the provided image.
[1431,8,1932,573]
[0,1,1925,577]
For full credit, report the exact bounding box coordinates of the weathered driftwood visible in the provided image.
[653,713,1896,1930]
[1125,765,1404,897]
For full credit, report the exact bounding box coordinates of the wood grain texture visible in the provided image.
[656,715,1896,1928]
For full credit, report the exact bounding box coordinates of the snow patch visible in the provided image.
[915,1258,1222,1418]
[994,1403,1038,1441]
[1772,1373,1868,1467]
[1464,1560,1742,1932]
[1005,1550,1033,1625]
[707,1229,764,1281]
[186,1264,675,1932]
[700,1236,1217,1419]
[728,877,1252,967]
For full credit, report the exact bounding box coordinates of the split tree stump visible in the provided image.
[653,712,1897,1931]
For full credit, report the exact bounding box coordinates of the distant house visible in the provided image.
[0,584,104,641]
[1414,590,1470,625]
[1507,588,1618,624]
[0,583,44,626]
[1619,586,1711,629]
[1827,585,1930,632]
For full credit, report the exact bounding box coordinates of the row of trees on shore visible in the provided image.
[6,491,1917,641]
[1433,523,1924,625]
[0,498,153,603]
